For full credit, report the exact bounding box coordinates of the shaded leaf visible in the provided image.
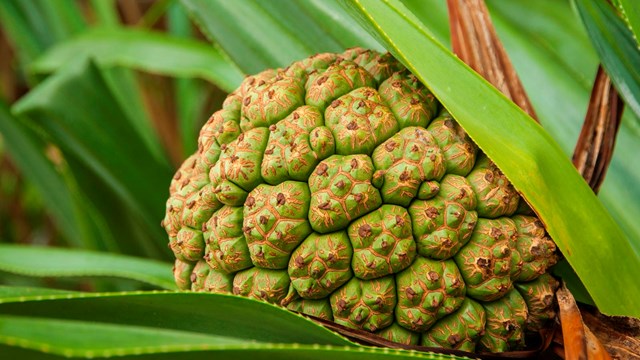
[0,290,471,359]
[617,0,640,50]
[167,3,212,156]
[0,345,471,360]
[180,0,309,72]
[12,59,173,259]
[180,0,381,73]
[31,28,244,93]
[0,245,175,290]
[0,101,99,249]
[0,0,86,65]
[0,291,351,346]
[575,0,640,121]
[0,286,74,300]
[295,0,382,51]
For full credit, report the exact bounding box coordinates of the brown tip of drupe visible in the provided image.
[358,224,372,237]
[315,163,328,176]
[444,119,455,128]
[427,271,440,282]
[318,201,331,210]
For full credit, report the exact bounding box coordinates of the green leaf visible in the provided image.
[575,0,640,121]
[343,0,640,317]
[0,286,75,301]
[180,0,381,73]
[294,0,383,51]
[0,291,351,345]
[0,291,467,359]
[0,345,467,360]
[0,315,245,356]
[100,66,168,167]
[88,0,119,27]
[617,0,640,49]
[0,0,86,68]
[30,28,244,93]
[0,100,102,249]
[180,0,308,72]
[552,261,594,306]
[0,245,175,290]
[12,59,173,259]
[168,3,212,156]
[0,1,44,64]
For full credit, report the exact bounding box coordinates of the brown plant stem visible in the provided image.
[571,66,623,193]
[447,0,538,122]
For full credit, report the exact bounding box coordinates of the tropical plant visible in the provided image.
[0,0,638,358]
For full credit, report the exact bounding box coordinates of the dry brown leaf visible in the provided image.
[558,284,614,360]
[557,284,588,360]
[582,310,640,360]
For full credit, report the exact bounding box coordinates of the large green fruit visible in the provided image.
[162,48,559,353]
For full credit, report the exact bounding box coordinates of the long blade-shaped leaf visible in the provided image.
[617,0,640,49]
[0,0,86,65]
[0,101,105,249]
[168,3,211,156]
[295,0,383,51]
[30,28,244,93]
[0,291,351,346]
[0,245,175,289]
[0,315,247,354]
[180,0,381,73]
[0,291,468,359]
[0,317,465,360]
[12,59,173,259]
[0,345,468,360]
[0,286,74,300]
[180,0,309,72]
[342,0,640,317]
[575,0,640,121]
